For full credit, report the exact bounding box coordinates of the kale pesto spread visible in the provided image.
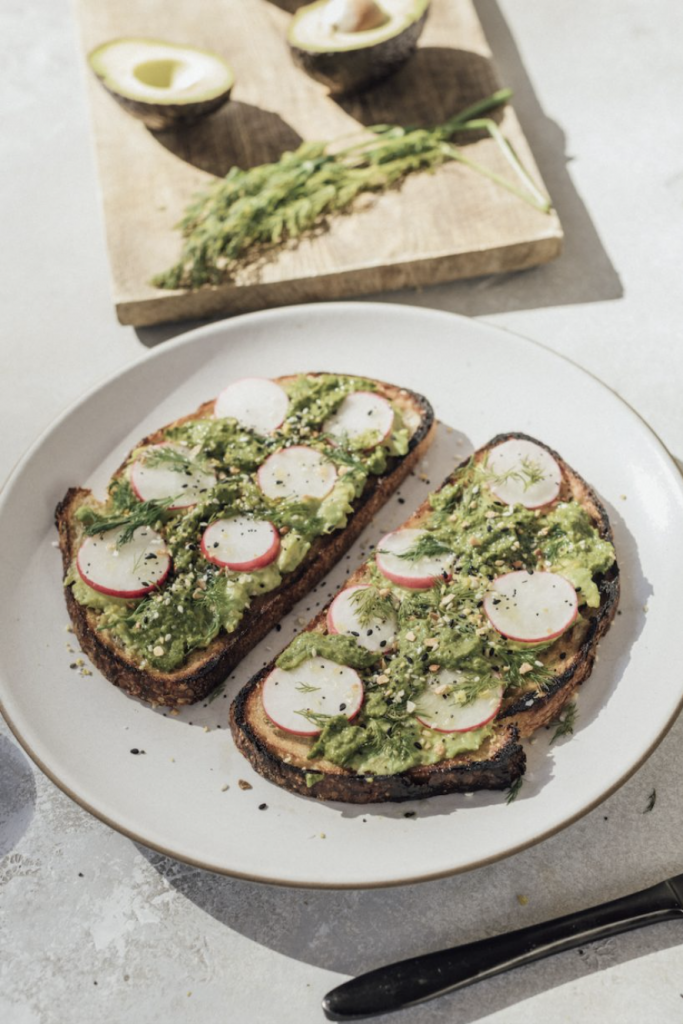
[275,447,616,777]
[67,374,411,673]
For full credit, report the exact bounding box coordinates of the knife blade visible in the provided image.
[323,874,683,1020]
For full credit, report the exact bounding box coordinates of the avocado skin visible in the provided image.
[289,9,428,94]
[99,83,233,131]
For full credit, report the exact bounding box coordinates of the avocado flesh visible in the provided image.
[288,0,429,94]
[88,38,235,130]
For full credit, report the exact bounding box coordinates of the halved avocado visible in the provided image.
[288,0,429,94]
[88,38,235,131]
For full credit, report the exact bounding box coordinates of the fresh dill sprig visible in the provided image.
[295,682,321,694]
[144,445,213,477]
[319,443,365,470]
[207,682,226,703]
[152,89,551,291]
[394,534,452,563]
[350,586,396,628]
[76,495,178,546]
[549,701,577,744]
[295,709,332,727]
[506,777,524,803]
[644,789,657,813]
[488,455,545,492]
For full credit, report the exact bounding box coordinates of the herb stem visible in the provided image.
[458,118,549,209]
[442,144,550,213]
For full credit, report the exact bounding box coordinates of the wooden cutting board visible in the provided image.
[75,0,563,327]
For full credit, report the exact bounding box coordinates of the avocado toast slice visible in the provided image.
[55,373,435,707]
[230,433,619,802]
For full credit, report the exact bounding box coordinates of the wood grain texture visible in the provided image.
[75,0,563,326]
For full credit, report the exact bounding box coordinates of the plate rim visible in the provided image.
[2,300,683,889]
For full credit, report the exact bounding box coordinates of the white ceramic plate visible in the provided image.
[2,303,682,889]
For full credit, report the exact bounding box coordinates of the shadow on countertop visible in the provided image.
[137,739,683,1024]
[0,733,37,859]
[135,0,622,350]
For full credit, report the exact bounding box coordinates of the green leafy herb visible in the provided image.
[506,776,524,803]
[207,682,226,703]
[76,495,178,546]
[644,789,656,813]
[144,445,213,477]
[295,682,321,694]
[152,89,551,291]
[488,456,545,492]
[393,534,452,562]
[295,709,332,728]
[549,701,577,744]
[350,586,396,628]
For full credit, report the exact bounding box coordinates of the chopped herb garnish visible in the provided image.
[392,534,452,563]
[549,701,577,744]
[144,445,213,477]
[76,495,178,546]
[506,777,524,803]
[295,682,321,694]
[350,586,396,628]
[488,455,546,492]
[295,709,332,728]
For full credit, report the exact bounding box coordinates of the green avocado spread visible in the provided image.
[273,448,616,777]
[68,374,411,674]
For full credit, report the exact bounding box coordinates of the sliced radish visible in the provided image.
[415,669,503,733]
[77,526,171,599]
[327,585,397,653]
[262,657,364,736]
[484,570,578,643]
[486,438,562,509]
[257,445,337,502]
[323,391,394,448]
[375,528,452,590]
[200,516,280,571]
[214,377,289,434]
[130,444,216,510]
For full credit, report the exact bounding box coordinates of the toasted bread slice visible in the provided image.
[230,433,619,802]
[55,374,435,707]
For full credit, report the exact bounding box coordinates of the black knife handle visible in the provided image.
[323,879,683,1020]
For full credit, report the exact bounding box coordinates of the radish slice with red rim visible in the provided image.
[257,445,337,501]
[214,377,289,435]
[486,438,562,509]
[200,516,280,572]
[484,570,578,642]
[375,528,452,590]
[262,657,364,736]
[327,585,397,652]
[77,526,171,599]
[130,444,216,510]
[415,669,503,733]
[323,391,394,448]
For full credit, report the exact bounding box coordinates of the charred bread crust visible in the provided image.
[230,674,524,802]
[489,433,620,736]
[54,375,435,707]
[230,432,619,802]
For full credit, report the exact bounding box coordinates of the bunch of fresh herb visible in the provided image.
[153,89,550,290]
